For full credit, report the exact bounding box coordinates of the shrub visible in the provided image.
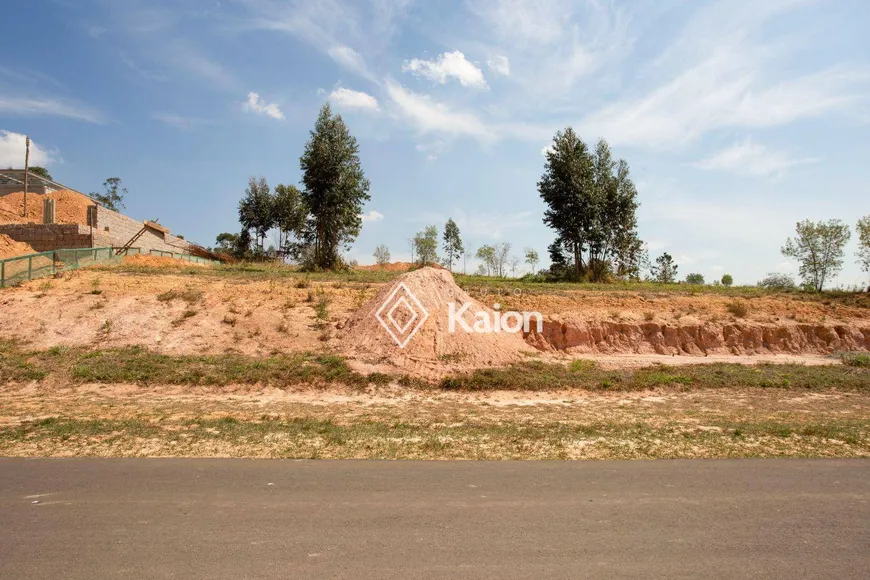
[841,353,870,368]
[685,273,705,285]
[721,274,733,287]
[726,301,749,318]
[758,273,796,291]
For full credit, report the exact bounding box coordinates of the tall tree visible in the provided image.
[538,130,641,281]
[299,103,371,270]
[781,219,851,292]
[238,176,274,251]
[373,244,391,266]
[442,218,464,272]
[857,216,870,289]
[414,225,439,266]
[91,177,127,212]
[524,248,539,273]
[273,183,307,255]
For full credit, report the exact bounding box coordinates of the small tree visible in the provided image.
[414,225,438,266]
[721,274,733,287]
[509,256,520,277]
[238,176,274,251]
[857,216,870,288]
[524,248,539,273]
[373,244,391,266]
[29,166,52,181]
[493,242,511,277]
[685,273,705,285]
[461,244,474,275]
[758,273,796,290]
[91,177,127,212]
[273,184,306,255]
[215,232,238,252]
[233,229,253,260]
[650,253,678,283]
[781,219,851,292]
[476,245,496,276]
[442,218,464,272]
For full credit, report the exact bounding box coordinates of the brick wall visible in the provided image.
[0,224,92,252]
[91,206,191,254]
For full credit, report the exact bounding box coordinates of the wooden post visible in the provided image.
[23,136,30,218]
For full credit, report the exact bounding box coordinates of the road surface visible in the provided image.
[1,459,868,579]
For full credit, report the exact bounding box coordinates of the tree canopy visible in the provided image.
[238,176,274,250]
[442,218,463,272]
[298,103,370,270]
[538,130,641,281]
[781,219,851,292]
[91,177,127,212]
[414,225,439,267]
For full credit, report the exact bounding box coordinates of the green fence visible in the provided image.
[0,247,218,288]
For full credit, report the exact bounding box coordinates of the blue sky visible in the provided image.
[1,0,868,285]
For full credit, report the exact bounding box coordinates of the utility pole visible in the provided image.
[23,136,30,218]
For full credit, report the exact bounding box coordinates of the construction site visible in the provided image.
[0,169,219,272]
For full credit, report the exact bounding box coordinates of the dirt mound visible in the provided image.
[527,316,870,355]
[0,189,95,225]
[356,261,443,272]
[0,234,36,259]
[341,267,533,374]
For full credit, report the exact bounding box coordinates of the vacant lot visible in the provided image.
[1,261,868,459]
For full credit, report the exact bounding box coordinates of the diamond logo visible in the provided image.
[375,282,428,348]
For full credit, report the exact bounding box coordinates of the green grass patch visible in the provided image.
[439,360,870,392]
[69,346,389,388]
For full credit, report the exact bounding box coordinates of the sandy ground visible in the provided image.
[1,378,867,458]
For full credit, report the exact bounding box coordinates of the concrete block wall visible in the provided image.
[0,224,92,252]
[91,206,191,254]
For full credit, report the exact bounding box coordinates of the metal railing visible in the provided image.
[0,247,218,287]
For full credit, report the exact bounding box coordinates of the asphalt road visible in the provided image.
[1,459,868,579]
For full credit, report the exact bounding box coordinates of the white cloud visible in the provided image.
[328,88,380,111]
[694,138,818,177]
[0,96,101,123]
[577,2,870,150]
[151,112,212,130]
[402,51,488,89]
[242,92,284,120]
[487,55,511,76]
[415,141,446,161]
[362,210,384,222]
[328,45,372,78]
[468,0,570,45]
[0,130,55,168]
[385,80,493,139]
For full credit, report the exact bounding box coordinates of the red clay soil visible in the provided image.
[0,234,36,259]
[0,189,95,225]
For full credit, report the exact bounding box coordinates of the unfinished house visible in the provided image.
[0,169,217,259]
